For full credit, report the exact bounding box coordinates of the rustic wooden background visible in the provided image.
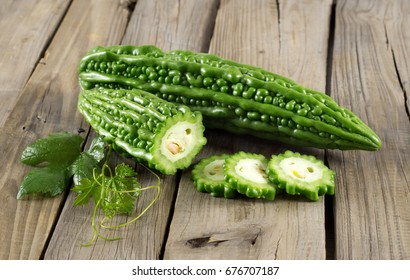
[0,0,409,260]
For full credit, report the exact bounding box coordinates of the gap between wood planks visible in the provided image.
[275,0,282,55]
[158,0,221,260]
[24,1,74,87]
[382,14,409,120]
[39,126,94,259]
[34,0,76,260]
[36,0,140,260]
[324,1,337,260]
[390,41,410,120]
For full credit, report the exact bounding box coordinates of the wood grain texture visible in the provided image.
[329,0,410,259]
[384,0,410,112]
[122,0,218,51]
[0,0,71,128]
[44,0,220,260]
[0,0,130,260]
[1,0,409,261]
[164,0,333,260]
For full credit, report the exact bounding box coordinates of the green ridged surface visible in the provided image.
[78,45,381,151]
[192,154,236,199]
[224,152,278,200]
[78,87,206,175]
[267,150,335,201]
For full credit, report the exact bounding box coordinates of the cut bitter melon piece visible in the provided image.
[267,150,335,201]
[192,154,236,198]
[224,152,278,200]
[78,88,207,175]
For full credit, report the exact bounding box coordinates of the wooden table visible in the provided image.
[1,0,409,260]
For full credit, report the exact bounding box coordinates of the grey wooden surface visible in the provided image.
[0,0,408,260]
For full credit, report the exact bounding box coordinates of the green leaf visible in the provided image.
[115,163,136,178]
[76,162,141,219]
[72,178,98,206]
[114,163,140,197]
[87,136,106,162]
[70,153,101,186]
[98,179,135,218]
[18,132,87,199]
[70,136,105,186]
[21,132,83,166]
[71,149,161,245]
[17,166,69,199]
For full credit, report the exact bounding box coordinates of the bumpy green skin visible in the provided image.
[78,87,206,175]
[192,154,236,199]
[78,45,381,151]
[224,152,278,200]
[267,150,335,201]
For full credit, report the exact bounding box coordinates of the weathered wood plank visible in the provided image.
[329,0,410,259]
[385,0,410,112]
[0,0,131,260]
[164,0,333,260]
[44,0,220,260]
[122,0,218,51]
[0,0,71,128]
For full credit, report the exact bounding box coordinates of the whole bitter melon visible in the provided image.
[78,45,381,151]
[78,87,206,175]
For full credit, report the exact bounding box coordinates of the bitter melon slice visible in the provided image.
[267,150,335,201]
[224,152,278,200]
[192,154,236,198]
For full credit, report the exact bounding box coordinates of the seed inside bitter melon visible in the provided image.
[192,150,335,201]
[224,152,278,200]
[161,122,196,161]
[267,150,335,201]
[192,154,236,198]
